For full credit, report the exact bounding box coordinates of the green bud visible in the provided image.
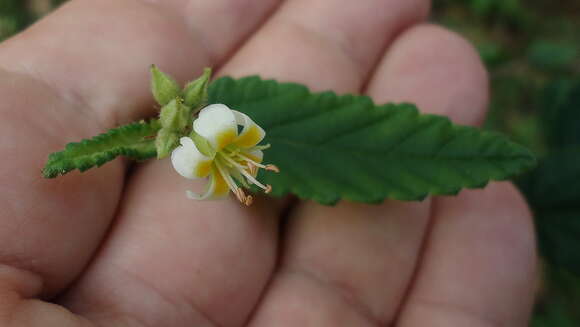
[159,99,191,131]
[155,129,179,159]
[190,130,215,157]
[183,67,212,108]
[150,65,181,106]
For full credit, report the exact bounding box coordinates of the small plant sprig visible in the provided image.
[150,66,279,205]
[43,67,536,205]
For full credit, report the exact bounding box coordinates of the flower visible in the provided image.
[171,103,279,205]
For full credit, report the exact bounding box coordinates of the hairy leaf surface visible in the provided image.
[43,120,160,178]
[209,76,536,204]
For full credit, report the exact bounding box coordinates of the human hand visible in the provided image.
[0,0,537,326]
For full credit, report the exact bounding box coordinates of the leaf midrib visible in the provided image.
[267,136,530,162]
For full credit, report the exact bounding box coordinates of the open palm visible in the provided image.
[0,0,536,326]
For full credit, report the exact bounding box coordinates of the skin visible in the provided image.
[0,0,537,326]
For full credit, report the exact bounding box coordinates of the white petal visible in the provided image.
[193,104,237,151]
[171,137,213,179]
[232,110,265,148]
[186,170,230,200]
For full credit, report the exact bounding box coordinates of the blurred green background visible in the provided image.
[432,2,580,326]
[1,0,579,325]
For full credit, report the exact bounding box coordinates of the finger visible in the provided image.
[254,24,490,326]
[219,0,430,91]
[397,183,537,327]
[58,0,429,326]
[0,0,278,125]
[0,0,278,324]
[365,26,489,125]
[213,3,449,327]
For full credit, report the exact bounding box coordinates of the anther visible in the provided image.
[246,161,255,170]
[234,188,246,203]
[244,195,254,206]
[266,164,280,173]
[265,185,272,194]
[247,163,258,176]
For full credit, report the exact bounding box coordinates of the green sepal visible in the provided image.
[150,65,181,106]
[155,128,179,159]
[42,120,161,178]
[190,130,215,157]
[183,68,212,109]
[156,99,193,158]
[159,98,191,131]
[154,68,213,158]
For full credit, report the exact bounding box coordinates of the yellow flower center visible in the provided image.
[213,144,279,205]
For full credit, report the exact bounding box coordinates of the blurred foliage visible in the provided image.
[1,0,580,325]
[433,0,580,152]
[519,147,580,274]
[541,80,580,149]
[519,81,580,325]
[0,0,66,41]
[532,266,580,327]
[433,0,580,326]
[0,0,31,41]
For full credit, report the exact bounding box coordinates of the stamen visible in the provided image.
[253,144,271,150]
[247,162,258,176]
[265,164,280,173]
[218,152,246,169]
[218,145,278,203]
[222,147,240,157]
[235,153,268,169]
[234,188,247,203]
[214,159,245,203]
[239,168,269,191]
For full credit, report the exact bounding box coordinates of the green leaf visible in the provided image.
[150,65,181,106]
[209,76,536,205]
[43,120,161,178]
